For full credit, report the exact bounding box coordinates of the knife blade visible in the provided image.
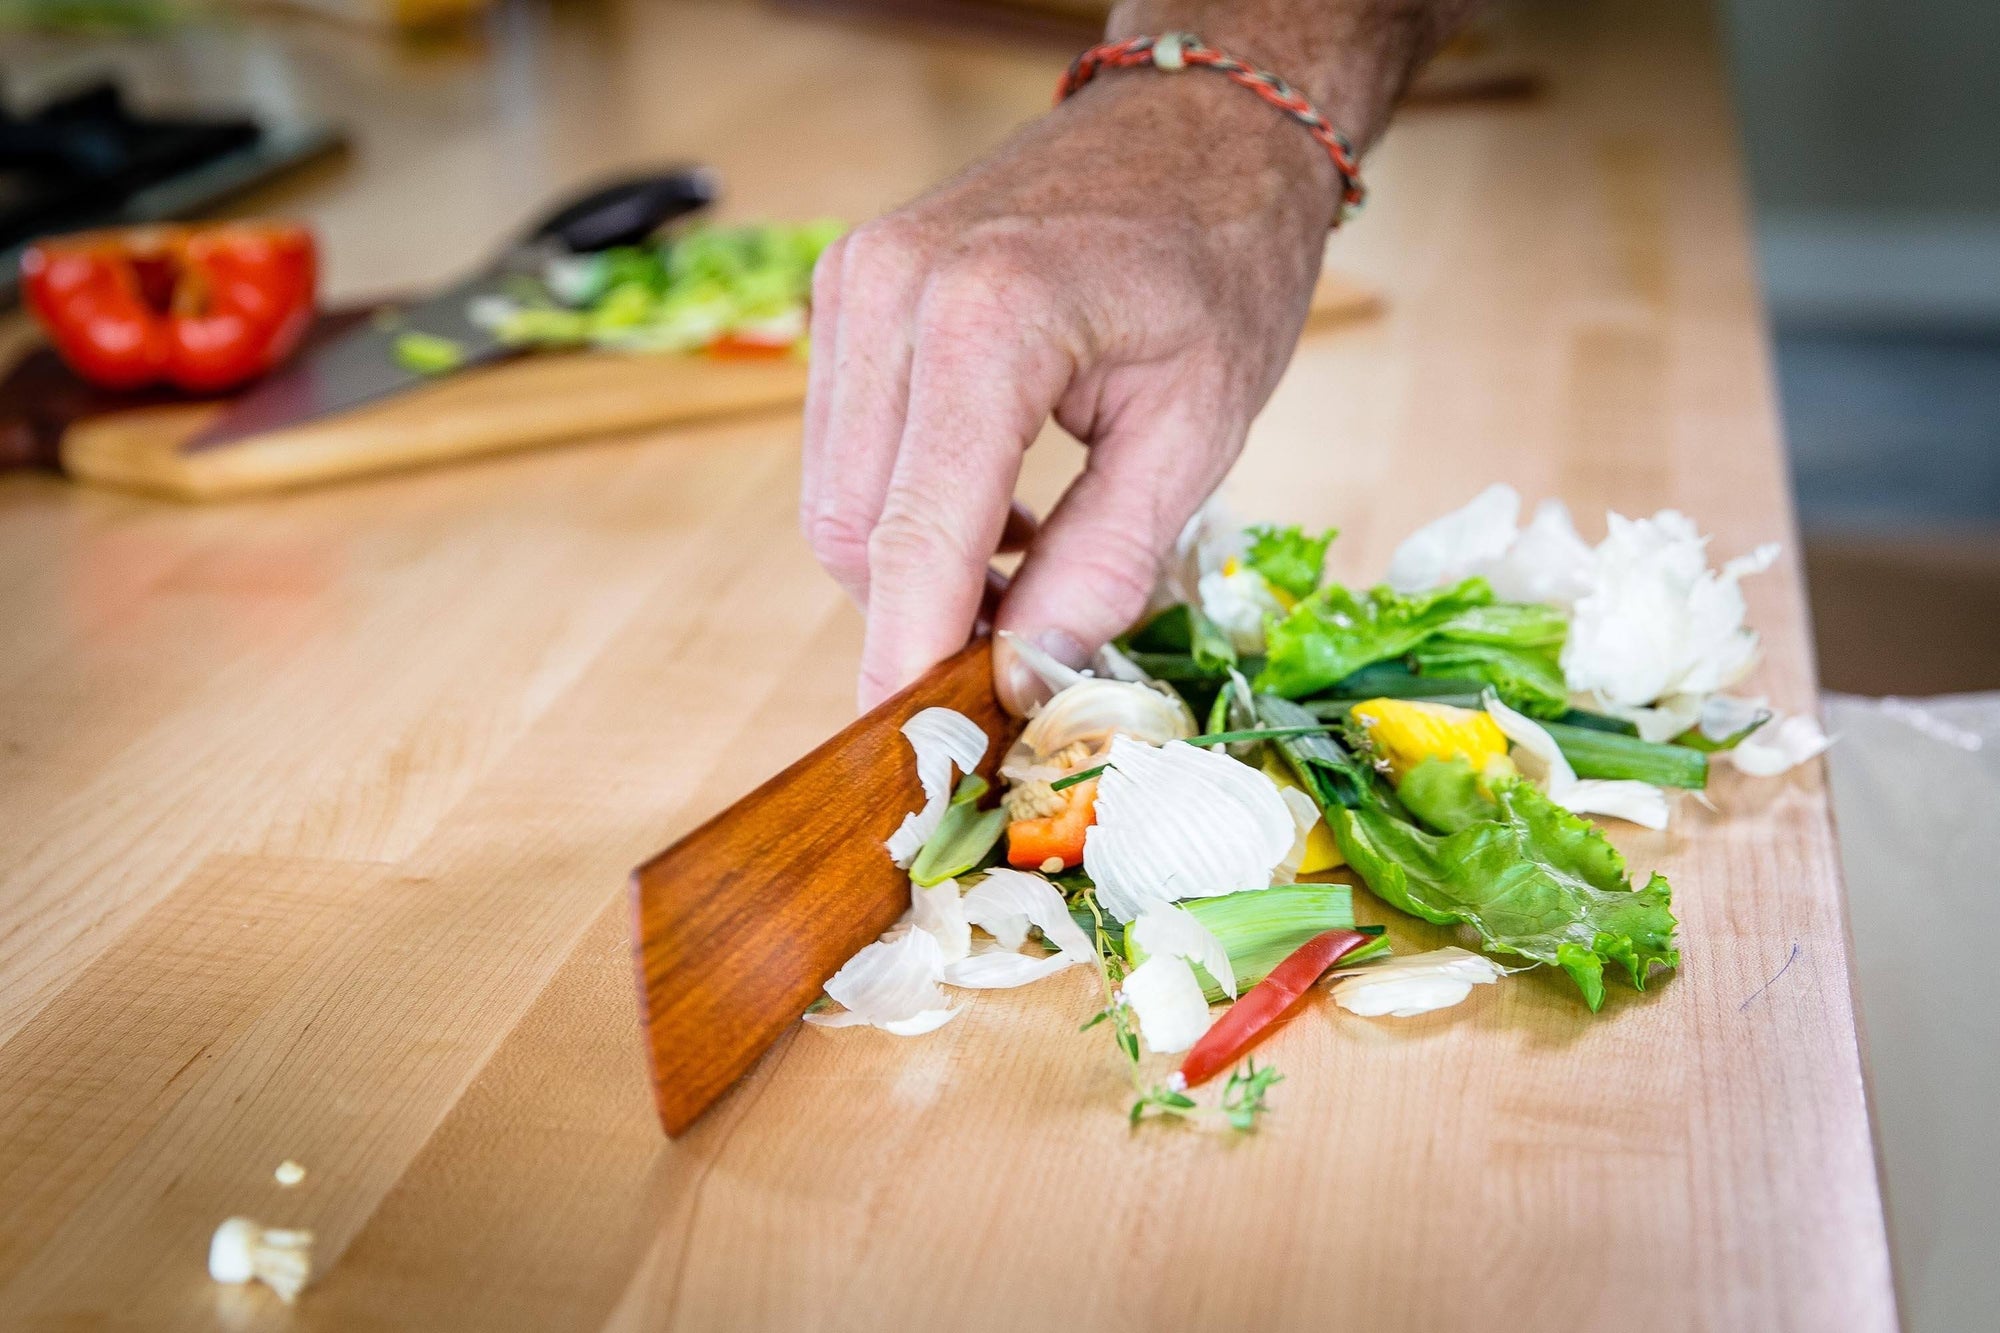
[183,167,717,453]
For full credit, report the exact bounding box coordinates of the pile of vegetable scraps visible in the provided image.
[806,485,1832,1131]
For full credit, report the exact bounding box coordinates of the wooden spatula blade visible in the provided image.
[631,638,1011,1136]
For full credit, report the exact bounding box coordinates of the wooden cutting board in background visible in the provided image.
[0,269,1380,502]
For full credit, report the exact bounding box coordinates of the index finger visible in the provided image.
[856,271,1071,709]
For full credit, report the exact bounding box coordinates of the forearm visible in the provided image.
[1104,0,1486,152]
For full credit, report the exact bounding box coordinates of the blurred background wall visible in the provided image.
[1724,0,2000,694]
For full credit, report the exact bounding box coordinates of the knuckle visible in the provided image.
[809,233,849,304]
[839,217,927,290]
[804,505,872,576]
[1064,522,1164,620]
[867,506,977,577]
[925,248,1041,325]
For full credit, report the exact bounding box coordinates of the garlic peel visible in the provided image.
[1003,679,1195,785]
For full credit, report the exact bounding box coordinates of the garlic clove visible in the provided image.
[209,1216,314,1303]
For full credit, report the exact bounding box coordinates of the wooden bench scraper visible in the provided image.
[630,637,1013,1136]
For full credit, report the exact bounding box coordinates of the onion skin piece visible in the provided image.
[1178,929,1372,1088]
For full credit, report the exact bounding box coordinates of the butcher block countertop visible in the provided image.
[0,0,1897,1329]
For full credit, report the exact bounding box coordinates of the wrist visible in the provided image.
[1056,70,1340,243]
[1104,0,1438,149]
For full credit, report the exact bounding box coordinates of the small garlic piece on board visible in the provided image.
[209,1216,314,1303]
[273,1160,306,1187]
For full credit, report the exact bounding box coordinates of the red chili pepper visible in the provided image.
[20,222,317,394]
[1178,928,1372,1088]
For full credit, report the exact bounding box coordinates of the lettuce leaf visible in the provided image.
[1395,757,1498,834]
[1410,640,1568,718]
[1430,602,1568,649]
[1410,601,1570,717]
[1244,524,1337,601]
[1255,577,1495,698]
[1330,776,1679,1010]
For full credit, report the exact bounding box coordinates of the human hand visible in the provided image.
[799,68,1339,714]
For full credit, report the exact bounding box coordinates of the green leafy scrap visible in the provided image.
[1221,1061,1285,1132]
[1330,776,1679,1010]
[1243,524,1338,601]
[1255,578,1495,699]
[1253,692,1376,810]
[1125,603,1237,675]
[392,331,466,375]
[1395,757,1499,835]
[1410,640,1568,718]
[496,220,843,352]
[1130,1084,1198,1126]
[1409,601,1570,718]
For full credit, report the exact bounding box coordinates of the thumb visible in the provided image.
[991,403,1239,715]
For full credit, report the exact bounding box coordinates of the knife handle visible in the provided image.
[524,168,720,253]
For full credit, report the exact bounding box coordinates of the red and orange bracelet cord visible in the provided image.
[1056,32,1365,220]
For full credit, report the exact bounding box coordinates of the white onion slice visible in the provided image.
[1329,947,1506,1017]
[958,867,1093,957]
[1198,566,1287,654]
[944,949,1078,989]
[1727,713,1833,777]
[885,707,990,867]
[1597,691,1704,745]
[1130,903,1237,999]
[939,868,1095,989]
[997,629,1086,697]
[1273,786,1324,886]
[1006,679,1195,784]
[1121,954,1213,1054]
[1092,642,1152,683]
[1386,483,1520,594]
[908,880,970,964]
[1699,693,1769,742]
[1486,692,1670,830]
[1486,498,1596,607]
[1562,510,1778,709]
[804,928,959,1036]
[1082,736,1298,922]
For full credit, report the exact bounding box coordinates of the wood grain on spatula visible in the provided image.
[631,637,1014,1137]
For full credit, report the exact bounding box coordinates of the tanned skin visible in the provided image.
[798,0,1489,714]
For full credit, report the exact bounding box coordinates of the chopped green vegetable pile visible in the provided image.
[484,220,844,354]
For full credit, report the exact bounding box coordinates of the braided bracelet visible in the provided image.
[1056,32,1364,220]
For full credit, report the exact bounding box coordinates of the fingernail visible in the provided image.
[997,629,1089,717]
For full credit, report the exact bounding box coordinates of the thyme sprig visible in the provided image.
[1050,724,1344,791]
[1220,1060,1284,1132]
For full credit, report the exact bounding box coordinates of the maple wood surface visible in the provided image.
[0,0,1895,1329]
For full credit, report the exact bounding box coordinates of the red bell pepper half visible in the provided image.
[20,222,317,394]
[1178,928,1372,1089]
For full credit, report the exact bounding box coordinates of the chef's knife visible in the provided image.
[182,167,718,453]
